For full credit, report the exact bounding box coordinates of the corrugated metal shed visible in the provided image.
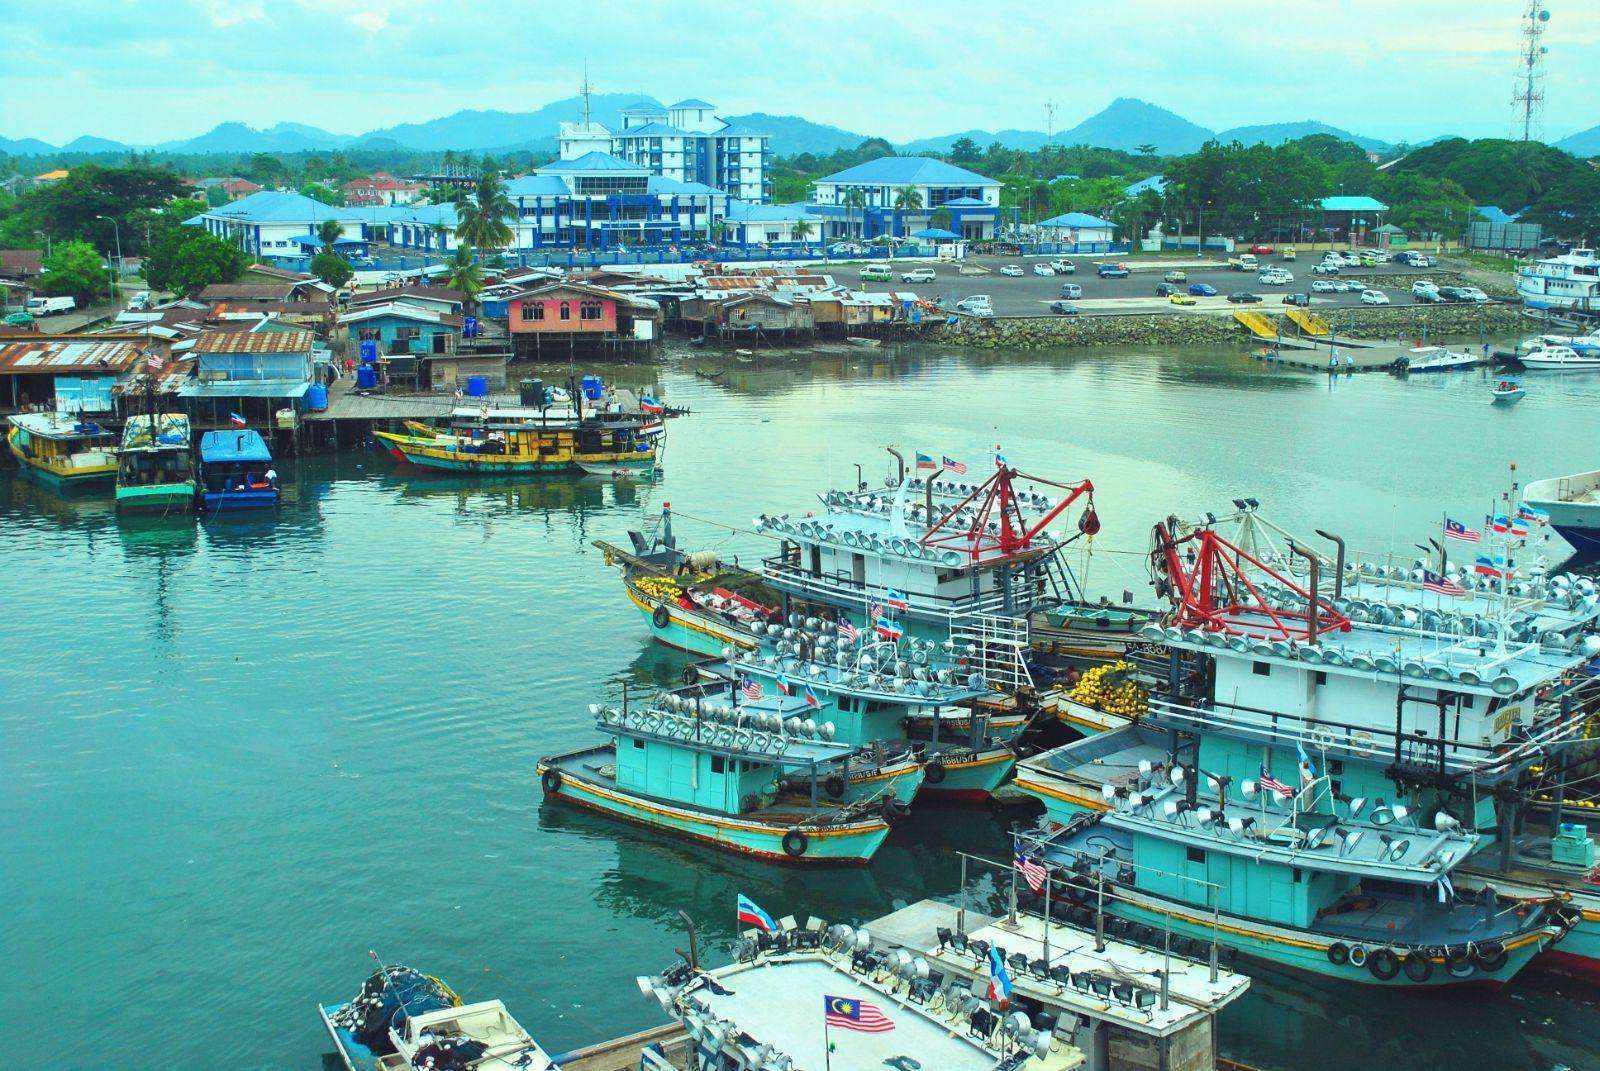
[194,329,315,354]
[0,338,144,376]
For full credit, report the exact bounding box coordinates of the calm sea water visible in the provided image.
[4,342,1599,1071]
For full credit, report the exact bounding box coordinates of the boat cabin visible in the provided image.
[198,429,278,509]
[6,412,117,482]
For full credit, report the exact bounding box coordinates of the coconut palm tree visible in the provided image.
[317,218,344,252]
[789,219,814,246]
[841,187,866,240]
[893,185,923,239]
[442,244,485,315]
[455,171,514,257]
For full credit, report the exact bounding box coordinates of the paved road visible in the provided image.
[851,253,1446,318]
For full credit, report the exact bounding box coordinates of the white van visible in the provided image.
[26,295,75,316]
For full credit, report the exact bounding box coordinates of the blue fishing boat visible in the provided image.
[197,429,279,511]
[1016,503,1596,985]
[319,960,555,1070]
[539,684,901,865]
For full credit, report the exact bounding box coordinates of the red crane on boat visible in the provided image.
[919,460,1098,562]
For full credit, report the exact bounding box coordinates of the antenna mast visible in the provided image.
[1045,101,1057,149]
[580,63,593,127]
[1513,1,1550,143]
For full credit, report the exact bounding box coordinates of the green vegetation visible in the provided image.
[143,226,250,295]
[40,240,109,302]
[310,250,354,288]
[442,245,484,311]
[454,171,514,254]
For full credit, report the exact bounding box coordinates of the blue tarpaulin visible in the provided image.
[200,429,273,463]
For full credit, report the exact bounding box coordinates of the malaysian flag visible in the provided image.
[1444,518,1480,543]
[1015,850,1047,894]
[825,995,894,1033]
[1421,570,1466,597]
[836,618,859,643]
[1257,764,1295,799]
[145,350,163,374]
[739,676,763,701]
[868,602,884,622]
[942,455,967,475]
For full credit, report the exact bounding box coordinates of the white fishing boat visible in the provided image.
[1519,344,1600,370]
[1490,379,1526,404]
[1523,468,1600,555]
[1517,332,1600,357]
[1398,345,1477,373]
[1516,247,1600,310]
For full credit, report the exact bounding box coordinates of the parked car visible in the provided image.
[860,265,892,281]
[900,267,936,283]
[1257,271,1291,286]
[1311,280,1337,293]
[1188,283,1217,296]
[1163,269,1188,283]
[1360,289,1390,305]
[1280,247,1297,260]
[955,296,994,315]
[1338,279,1364,292]
[1282,292,1311,306]
[1411,280,1441,300]
[1462,286,1490,302]
[1249,244,1275,255]
[1155,282,1179,297]
[1097,262,1130,278]
[1048,259,1075,274]
[999,265,1024,277]
[1031,263,1055,277]
[126,290,153,311]
[1313,263,1340,275]
[1048,300,1080,315]
[1437,286,1472,302]
[1227,291,1262,304]
[1058,283,1082,299]
[1169,292,1197,306]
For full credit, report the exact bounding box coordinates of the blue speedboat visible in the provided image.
[197,429,279,511]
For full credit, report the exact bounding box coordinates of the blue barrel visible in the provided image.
[306,382,329,411]
[465,375,489,397]
[359,339,379,363]
[356,366,378,389]
[581,374,603,401]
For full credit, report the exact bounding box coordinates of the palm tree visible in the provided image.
[929,207,953,234]
[841,187,866,241]
[1136,143,1157,161]
[441,149,458,177]
[455,170,514,256]
[317,218,344,252]
[893,185,923,239]
[442,244,485,315]
[789,219,814,246]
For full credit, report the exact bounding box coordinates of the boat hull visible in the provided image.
[6,433,116,485]
[318,1002,387,1071]
[115,481,196,513]
[538,761,889,865]
[201,488,279,511]
[626,583,756,658]
[1523,470,1600,555]
[1011,765,1111,825]
[1055,884,1553,988]
[920,747,1015,801]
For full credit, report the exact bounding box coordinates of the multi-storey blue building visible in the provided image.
[558,98,769,202]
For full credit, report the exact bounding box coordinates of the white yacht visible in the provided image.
[1518,332,1600,357]
[1517,247,1600,310]
[1518,344,1600,370]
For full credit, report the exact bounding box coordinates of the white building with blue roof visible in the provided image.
[557,97,769,203]
[809,157,1002,241]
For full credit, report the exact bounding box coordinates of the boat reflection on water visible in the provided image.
[3,472,117,530]
[114,512,199,555]
[380,470,640,515]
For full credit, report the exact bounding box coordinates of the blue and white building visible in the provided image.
[807,157,1002,241]
[557,99,769,202]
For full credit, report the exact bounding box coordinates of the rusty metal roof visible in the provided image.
[112,355,196,396]
[0,337,144,376]
[194,328,315,354]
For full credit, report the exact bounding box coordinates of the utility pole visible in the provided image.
[96,214,122,304]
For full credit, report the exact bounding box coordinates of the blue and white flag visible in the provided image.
[1296,742,1317,787]
[986,946,1013,1003]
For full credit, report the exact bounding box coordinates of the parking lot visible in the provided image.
[851,252,1448,317]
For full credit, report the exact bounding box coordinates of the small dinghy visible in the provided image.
[1491,378,1526,404]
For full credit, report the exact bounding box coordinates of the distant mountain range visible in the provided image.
[4,94,1593,161]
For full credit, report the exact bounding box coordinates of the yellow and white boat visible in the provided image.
[375,405,658,476]
[6,412,118,485]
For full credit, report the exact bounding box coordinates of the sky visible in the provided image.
[5,0,1598,146]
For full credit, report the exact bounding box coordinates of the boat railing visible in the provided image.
[760,555,1042,618]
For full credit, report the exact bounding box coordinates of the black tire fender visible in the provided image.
[823,774,847,799]
[681,664,699,685]
[782,828,809,858]
[1401,951,1433,983]
[1473,941,1509,973]
[653,603,672,629]
[1367,948,1400,982]
[924,759,947,784]
[541,767,562,794]
[1327,942,1350,966]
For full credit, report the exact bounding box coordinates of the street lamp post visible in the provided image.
[96,215,123,304]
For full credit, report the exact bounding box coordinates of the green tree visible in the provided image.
[949,137,981,165]
[442,244,484,312]
[928,207,953,233]
[300,181,346,206]
[143,227,250,296]
[840,187,866,239]
[893,185,922,237]
[310,250,354,288]
[455,171,514,254]
[164,196,207,223]
[317,218,345,250]
[40,239,108,302]
[789,218,814,244]
[244,153,285,185]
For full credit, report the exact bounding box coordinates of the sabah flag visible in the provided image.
[915,452,937,471]
[884,589,910,611]
[987,946,1013,1004]
[776,673,793,696]
[737,893,777,933]
[875,619,904,641]
[229,412,247,427]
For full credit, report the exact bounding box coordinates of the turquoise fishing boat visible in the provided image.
[539,684,901,865]
[1019,501,1599,984]
[115,412,195,515]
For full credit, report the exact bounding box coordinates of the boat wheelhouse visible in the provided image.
[197,429,278,511]
[1516,247,1600,311]
[754,455,1098,652]
[538,685,900,865]
[5,411,117,485]
[115,412,195,514]
[319,962,555,1071]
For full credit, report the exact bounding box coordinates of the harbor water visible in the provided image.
[5,342,1600,1071]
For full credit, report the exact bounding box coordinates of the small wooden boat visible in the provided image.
[845,336,883,348]
[319,962,555,1070]
[115,412,195,514]
[1491,379,1526,404]
[197,429,279,510]
[6,412,117,485]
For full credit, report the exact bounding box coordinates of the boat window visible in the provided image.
[711,755,726,774]
[632,738,644,749]
[1252,661,1271,676]
[837,696,855,713]
[1292,867,1303,883]
[1313,671,1327,686]
[1186,847,1205,864]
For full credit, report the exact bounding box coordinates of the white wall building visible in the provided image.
[556,98,769,204]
